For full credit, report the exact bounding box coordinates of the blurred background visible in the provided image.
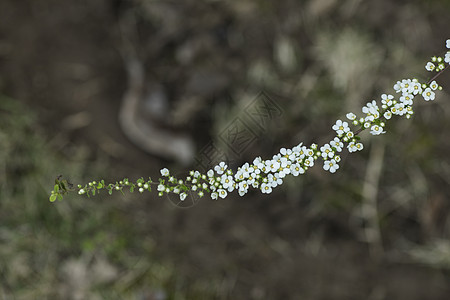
[0,0,450,299]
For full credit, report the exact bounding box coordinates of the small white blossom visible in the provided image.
[356,143,364,151]
[160,168,170,177]
[180,193,187,201]
[320,143,334,159]
[362,100,379,116]
[384,111,392,120]
[214,162,227,175]
[429,81,439,91]
[330,137,343,152]
[370,124,385,135]
[346,112,356,120]
[217,189,227,199]
[447,39,450,49]
[323,159,339,173]
[290,163,305,176]
[422,88,435,101]
[381,94,394,107]
[78,189,85,195]
[425,62,435,71]
[411,81,422,95]
[261,183,273,194]
[445,52,450,64]
[332,120,350,135]
[399,93,413,105]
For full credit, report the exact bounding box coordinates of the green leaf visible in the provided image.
[57,194,63,201]
[54,184,59,193]
[108,190,113,195]
[49,194,57,202]
[130,186,134,193]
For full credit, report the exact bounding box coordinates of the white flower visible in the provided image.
[399,93,413,105]
[211,192,218,200]
[78,189,85,195]
[290,163,305,176]
[214,162,227,175]
[157,184,165,191]
[217,189,227,199]
[425,62,435,71]
[347,142,357,153]
[370,125,385,135]
[320,143,334,159]
[180,193,187,201]
[221,175,234,189]
[330,137,343,152]
[411,82,422,95]
[346,112,356,120]
[381,94,394,107]
[266,160,281,172]
[400,79,413,94]
[160,168,170,176]
[422,88,435,101]
[362,100,379,116]
[238,181,249,193]
[445,52,450,64]
[332,120,350,135]
[429,81,439,91]
[266,174,280,188]
[356,143,363,151]
[303,156,314,168]
[447,39,450,49]
[384,111,392,120]
[261,183,272,194]
[393,81,402,92]
[323,159,339,173]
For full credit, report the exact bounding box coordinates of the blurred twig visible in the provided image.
[361,140,385,258]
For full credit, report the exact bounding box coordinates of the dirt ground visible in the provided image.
[1,0,450,299]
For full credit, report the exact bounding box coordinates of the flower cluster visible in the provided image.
[425,39,450,71]
[49,39,449,203]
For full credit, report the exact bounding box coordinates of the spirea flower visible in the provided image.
[370,124,385,135]
[214,162,227,175]
[381,94,394,108]
[330,137,343,152]
[429,81,439,91]
[320,143,335,159]
[422,88,435,101]
[64,39,448,203]
[346,112,356,120]
[332,120,350,135]
[323,159,339,173]
[261,183,272,194]
[425,62,435,71]
[160,168,170,176]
